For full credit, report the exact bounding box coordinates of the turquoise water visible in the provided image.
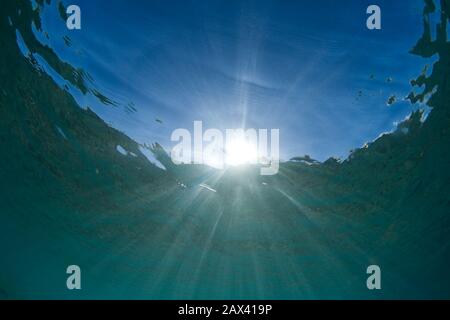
[0,0,449,299]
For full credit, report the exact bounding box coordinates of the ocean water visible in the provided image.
[0,0,449,299]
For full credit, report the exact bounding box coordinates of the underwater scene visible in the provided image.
[0,0,449,299]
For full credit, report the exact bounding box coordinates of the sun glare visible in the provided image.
[224,137,258,166]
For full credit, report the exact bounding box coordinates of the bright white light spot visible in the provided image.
[225,137,258,166]
[116,145,127,156]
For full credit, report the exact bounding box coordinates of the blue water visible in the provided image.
[0,0,449,299]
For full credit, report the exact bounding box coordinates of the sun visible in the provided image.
[224,136,258,166]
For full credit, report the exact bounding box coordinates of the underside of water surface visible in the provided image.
[0,0,450,299]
